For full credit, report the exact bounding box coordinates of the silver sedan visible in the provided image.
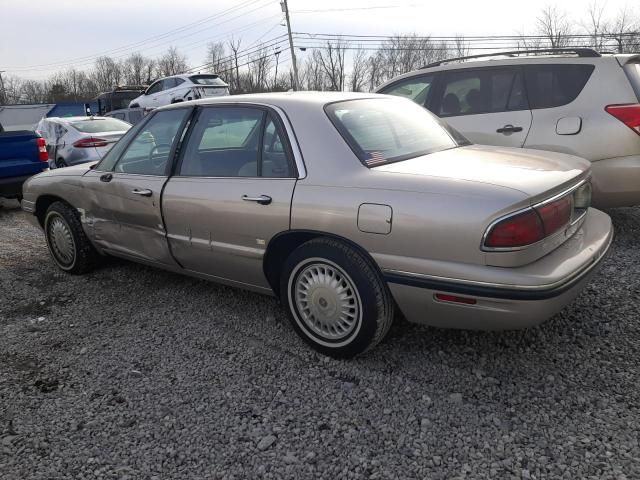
[22,93,613,357]
[35,116,131,169]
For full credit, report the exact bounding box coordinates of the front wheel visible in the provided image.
[44,201,98,274]
[280,238,394,358]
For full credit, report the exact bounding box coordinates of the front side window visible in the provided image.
[146,81,163,95]
[179,107,293,178]
[380,75,434,106]
[524,64,595,109]
[110,108,189,175]
[326,98,465,167]
[437,68,527,116]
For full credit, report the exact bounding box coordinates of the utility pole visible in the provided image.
[0,71,6,105]
[281,0,299,91]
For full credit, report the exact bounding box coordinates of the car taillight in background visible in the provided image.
[36,137,48,162]
[73,137,109,148]
[605,104,640,135]
[484,183,592,250]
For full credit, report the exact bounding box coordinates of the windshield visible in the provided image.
[189,75,227,86]
[70,118,131,133]
[325,98,469,167]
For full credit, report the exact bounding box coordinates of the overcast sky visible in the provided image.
[0,0,636,80]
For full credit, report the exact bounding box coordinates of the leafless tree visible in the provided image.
[228,37,243,93]
[316,41,348,91]
[606,6,639,53]
[156,46,189,77]
[245,47,273,92]
[536,5,573,48]
[21,80,48,104]
[122,53,153,85]
[1,75,24,104]
[205,41,230,74]
[349,47,369,92]
[92,56,122,91]
[583,1,608,50]
[452,35,470,58]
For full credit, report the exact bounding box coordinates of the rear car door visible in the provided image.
[162,105,298,289]
[431,67,532,147]
[82,107,191,265]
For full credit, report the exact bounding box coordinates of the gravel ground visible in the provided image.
[1,197,639,480]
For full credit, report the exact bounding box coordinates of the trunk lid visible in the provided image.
[89,131,126,159]
[374,144,590,201]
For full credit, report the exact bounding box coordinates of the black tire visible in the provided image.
[129,103,139,108]
[55,158,67,169]
[170,99,183,104]
[44,201,98,274]
[280,238,394,358]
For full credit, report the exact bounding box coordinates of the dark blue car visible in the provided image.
[0,122,49,199]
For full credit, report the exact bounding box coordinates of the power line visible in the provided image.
[6,0,274,72]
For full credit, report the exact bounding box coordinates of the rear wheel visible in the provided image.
[44,201,98,274]
[55,158,67,169]
[280,238,394,358]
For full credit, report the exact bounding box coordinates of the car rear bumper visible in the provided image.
[384,208,613,330]
[590,155,640,208]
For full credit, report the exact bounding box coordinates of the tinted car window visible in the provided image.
[261,116,293,178]
[524,64,594,109]
[380,76,434,105]
[146,81,163,95]
[112,109,189,175]
[326,98,462,167]
[163,78,177,89]
[174,78,185,87]
[438,69,527,116]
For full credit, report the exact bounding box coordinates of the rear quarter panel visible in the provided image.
[0,131,46,178]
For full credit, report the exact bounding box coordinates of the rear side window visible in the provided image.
[189,75,227,86]
[437,68,527,117]
[524,64,595,109]
[623,62,640,100]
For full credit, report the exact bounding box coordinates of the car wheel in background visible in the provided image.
[129,103,139,108]
[44,201,98,274]
[280,238,394,358]
[55,158,67,169]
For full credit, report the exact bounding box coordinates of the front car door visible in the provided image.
[82,107,191,265]
[162,105,298,290]
[144,80,164,108]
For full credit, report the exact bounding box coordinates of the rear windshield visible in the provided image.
[524,64,595,109]
[624,62,640,101]
[70,118,131,133]
[325,98,468,167]
[189,75,227,86]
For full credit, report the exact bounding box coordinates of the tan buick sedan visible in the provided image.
[22,92,613,357]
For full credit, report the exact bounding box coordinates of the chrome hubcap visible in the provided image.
[48,216,75,266]
[294,262,361,341]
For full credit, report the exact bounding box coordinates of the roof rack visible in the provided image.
[421,48,601,69]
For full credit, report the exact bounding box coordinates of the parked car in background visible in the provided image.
[0,121,49,199]
[128,74,229,110]
[104,107,146,125]
[35,116,131,169]
[375,49,640,208]
[21,93,612,357]
[94,86,147,115]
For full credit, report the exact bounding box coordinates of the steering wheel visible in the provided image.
[148,143,172,168]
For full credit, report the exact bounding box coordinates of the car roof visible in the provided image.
[160,91,386,111]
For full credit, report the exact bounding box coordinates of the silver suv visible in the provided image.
[376,49,640,208]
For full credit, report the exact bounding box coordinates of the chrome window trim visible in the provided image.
[480,177,590,252]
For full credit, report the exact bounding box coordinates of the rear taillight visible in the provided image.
[484,194,576,249]
[73,137,108,148]
[484,209,545,248]
[36,137,48,162]
[605,104,640,135]
[536,196,572,237]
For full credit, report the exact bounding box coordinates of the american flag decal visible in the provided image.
[364,152,386,166]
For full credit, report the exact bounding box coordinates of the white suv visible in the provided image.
[129,74,229,110]
[376,49,640,208]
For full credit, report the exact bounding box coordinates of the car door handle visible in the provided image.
[100,173,112,182]
[496,124,523,134]
[131,188,153,197]
[242,194,272,205]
